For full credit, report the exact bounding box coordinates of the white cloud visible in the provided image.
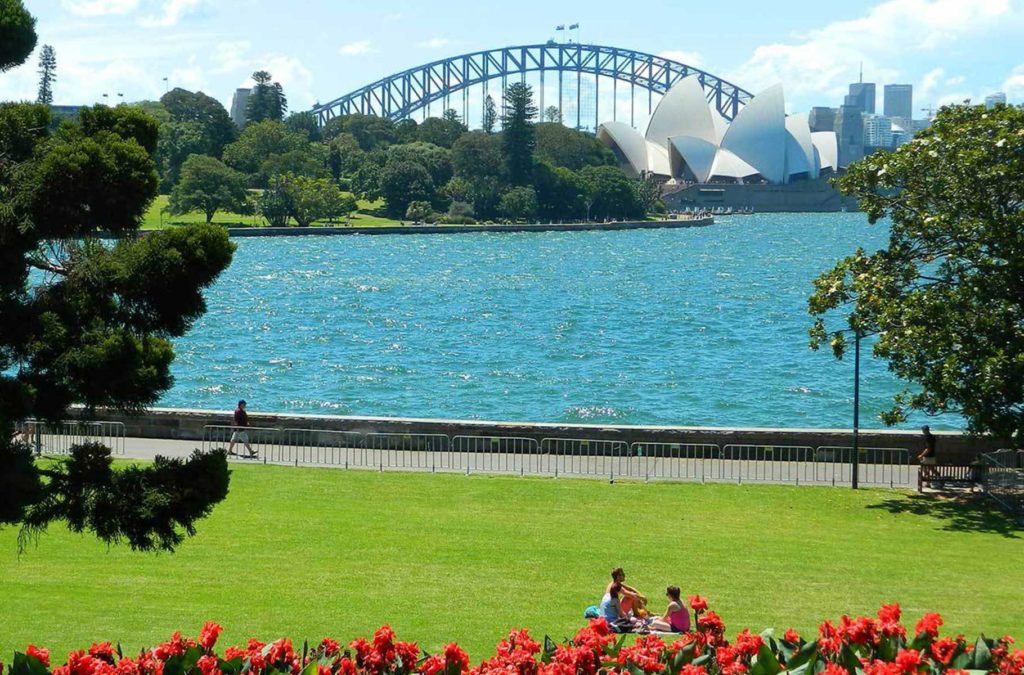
[918,67,945,101]
[61,0,139,16]
[417,38,450,49]
[730,0,1015,102]
[1003,64,1024,99]
[338,40,375,56]
[945,75,966,86]
[211,41,252,74]
[139,0,202,27]
[659,50,702,67]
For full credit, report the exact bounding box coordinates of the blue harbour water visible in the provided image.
[164,213,960,430]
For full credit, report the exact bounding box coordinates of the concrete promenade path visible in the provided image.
[81,436,920,489]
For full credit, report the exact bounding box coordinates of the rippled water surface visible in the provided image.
[165,214,960,429]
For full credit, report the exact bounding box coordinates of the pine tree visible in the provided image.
[245,70,287,125]
[36,44,56,105]
[482,94,497,134]
[500,82,538,185]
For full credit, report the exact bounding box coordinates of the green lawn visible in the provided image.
[1,466,1022,661]
[141,195,403,230]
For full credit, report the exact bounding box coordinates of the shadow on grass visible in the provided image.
[866,493,1022,538]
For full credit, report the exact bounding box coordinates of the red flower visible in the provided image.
[89,643,115,662]
[840,615,879,646]
[27,645,51,668]
[818,621,842,656]
[878,605,907,639]
[337,657,357,675]
[931,638,957,666]
[319,638,341,657]
[894,649,922,674]
[199,622,223,651]
[679,667,706,675]
[374,625,396,653]
[862,660,902,675]
[444,643,470,673]
[422,655,447,675]
[689,596,709,613]
[196,655,220,675]
[396,642,420,672]
[783,629,800,644]
[735,630,763,658]
[697,612,725,636]
[822,664,848,675]
[998,649,1024,675]
[914,614,943,640]
[223,647,245,661]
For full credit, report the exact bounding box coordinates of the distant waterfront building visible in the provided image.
[883,84,913,119]
[809,106,836,132]
[835,104,865,167]
[230,88,251,127]
[848,81,876,114]
[863,115,894,150]
[985,92,1007,109]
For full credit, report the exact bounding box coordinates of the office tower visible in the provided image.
[848,82,876,114]
[883,84,913,119]
[809,106,836,132]
[835,104,864,167]
[863,115,894,149]
[985,92,1007,109]
[230,88,251,127]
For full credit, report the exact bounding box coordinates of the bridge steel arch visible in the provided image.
[311,43,754,128]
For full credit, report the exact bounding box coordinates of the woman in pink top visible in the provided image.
[648,586,690,633]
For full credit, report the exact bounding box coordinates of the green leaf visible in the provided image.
[970,637,992,671]
[11,653,50,675]
[183,645,203,673]
[784,640,820,671]
[299,660,319,675]
[163,655,185,675]
[750,643,784,675]
[543,636,557,663]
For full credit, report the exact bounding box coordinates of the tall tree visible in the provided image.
[221,120,310,187]
[0,102,234,551]
[245,70,287,124]
[500,82,539,185]
[0,0,36,72]
[499,185,538,222]
[159,88,236,157]
[35,44,55,105]
[322,113,398,150]
[167,154,249,223]
[544,105,562,124]
[809,103,1024,441]
[481,94,497,134]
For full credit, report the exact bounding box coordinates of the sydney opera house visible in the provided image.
[597,78,854,211]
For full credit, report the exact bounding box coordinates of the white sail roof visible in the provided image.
[645,76,719,146]
[785,112,818,180]
[670,136,718,183]
[811,131,838,171]
[597,122,648,177]
[720,84,787,184]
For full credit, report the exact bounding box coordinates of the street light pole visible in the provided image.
[852,330,861,489]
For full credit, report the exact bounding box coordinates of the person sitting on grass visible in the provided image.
[647,586,690,633]
[607,567,648,617]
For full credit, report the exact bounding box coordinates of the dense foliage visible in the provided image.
[809,103,1024,442]
[0,0,36,72]
[168,154,250,223]
[1,4,234,549]
[2,602,1021,675]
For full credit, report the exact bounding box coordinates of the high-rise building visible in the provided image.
[809,106,836,132]
[835,104,864,167]
[883,84,913,119]
[230,88,251,127]
[848,82,876,114]
[985,92,1007,109]
[864,115,893,149]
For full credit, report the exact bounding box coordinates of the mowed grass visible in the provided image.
[140,195,402,230]
[1,466,1022,661]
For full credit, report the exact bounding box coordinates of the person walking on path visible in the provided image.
[227,400,256,458]
[917,425,937,465]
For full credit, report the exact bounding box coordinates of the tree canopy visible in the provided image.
[809,103,1024,442]
[0,0,36,72]
[36,44,55,105]
[168,154,249,223]
[0,98,235,549]
[501,82,539,185]
[245,70,287,124]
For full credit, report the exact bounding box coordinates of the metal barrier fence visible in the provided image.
[15,419,126,455]
[199,425,915,488]
[979,449,1024,516]
[814,447,913,487]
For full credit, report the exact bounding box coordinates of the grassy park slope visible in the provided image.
[141,195,402,230]
[1,465,1022,661]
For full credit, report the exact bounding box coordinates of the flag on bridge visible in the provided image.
[555,24,565,30]
[569,23,579,29]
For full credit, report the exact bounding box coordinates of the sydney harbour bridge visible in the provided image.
[310,43,753,131]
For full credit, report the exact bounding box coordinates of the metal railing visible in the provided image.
[202,424,281,460]
[197,424,915,488]
[979,449,1024,516]
[15,419,126,455]
[814,447,913,487]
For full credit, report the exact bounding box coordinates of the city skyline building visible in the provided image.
[883,84,913,119]
[848,82,876,114]
[835,104,864,167]
[809,106,836,132]
[229,87,251,127]
[864,115,894,149]
[985,92,1007,109]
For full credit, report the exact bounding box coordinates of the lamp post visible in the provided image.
[852,329,861,489]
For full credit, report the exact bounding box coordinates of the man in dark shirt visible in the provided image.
[227,399,256,458]
[917,425,937,465]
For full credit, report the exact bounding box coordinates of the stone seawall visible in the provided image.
[224,218,713,237]
[75,407,999,464]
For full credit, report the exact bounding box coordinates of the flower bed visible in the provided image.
[5,600,1021,675]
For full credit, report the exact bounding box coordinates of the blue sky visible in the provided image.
[3,0,1022,121]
